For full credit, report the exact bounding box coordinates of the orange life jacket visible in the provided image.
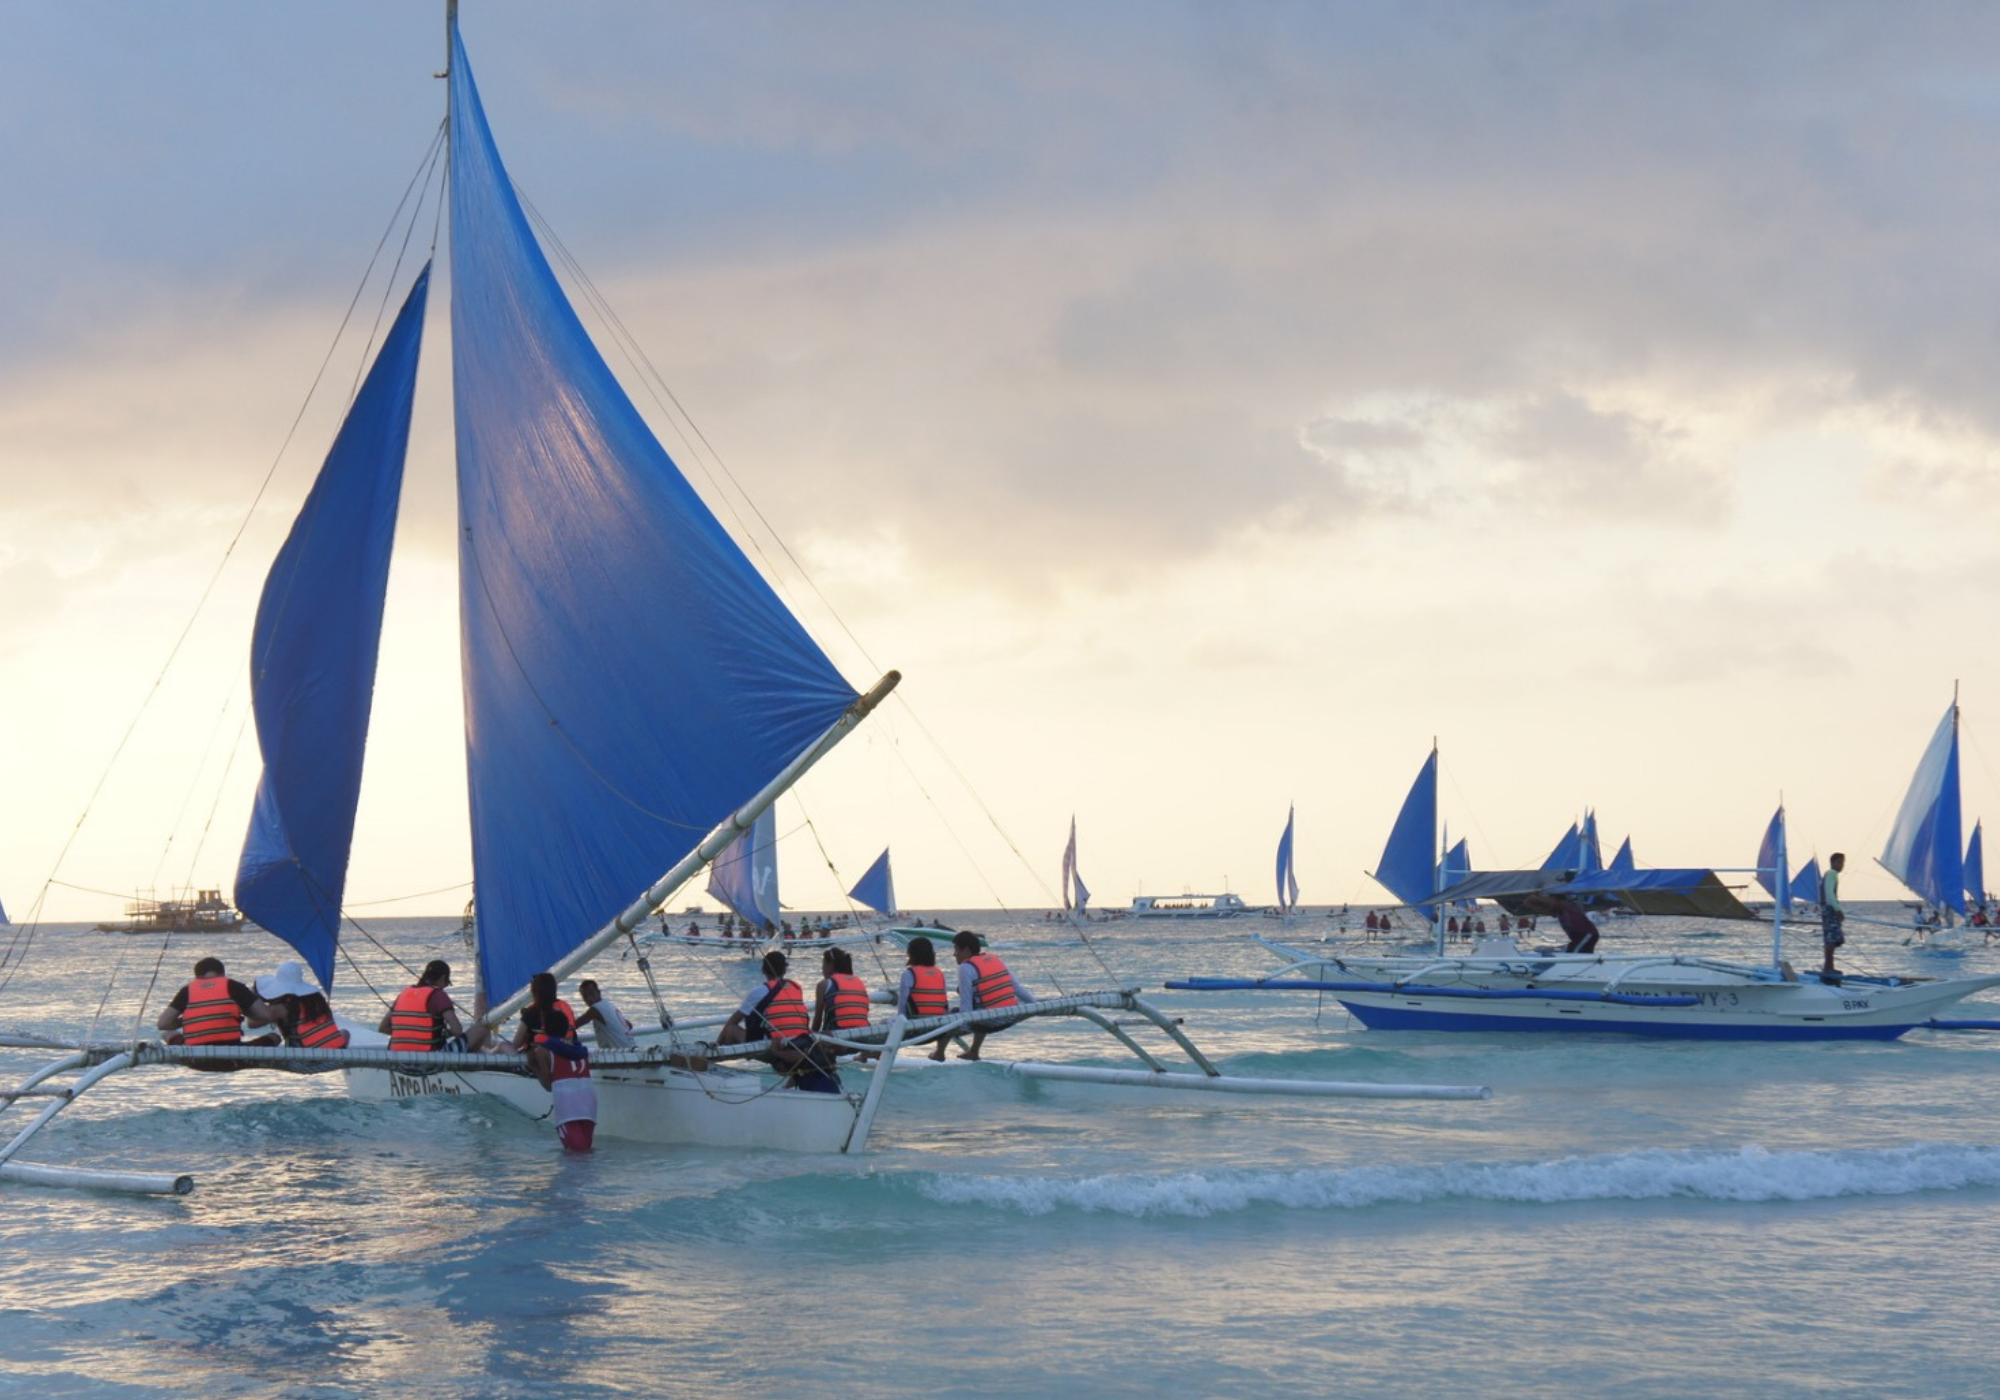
[388,984,444,1051]
[827,973,871,1029]
[756,977,810,1042]
[180,975,244,1045]
[294,1006,350,1050]
[968,953,1019,1010]
[527,1000,578,1045]
[904,964,948,1017]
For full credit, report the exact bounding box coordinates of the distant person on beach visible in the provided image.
[1526,893,1600,954]
[1821,852,1847,980]
[256,960,349,1049]
[156,957,278,1047]
[951,930,1035,1061]
[897,936,953,1060]
[573,978,635,1050]
[380,959,466,1052]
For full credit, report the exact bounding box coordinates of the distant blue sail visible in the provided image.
[706,806,780,927]
[1792,857,1822,906]
[234,266,430,989]
[1275,807,1300,913]
[1580,811,1604,874]
[448,33,860,1000]
[1966,822,1986,907]
[1372,750,1438,909]
[1755,807,1789,908]
[1437,837,1472,910]
[1879,703,1964,915]
[849,847,896,917]
[0,893,9,925]
[1607,837,1636,876]
[1540,823,1581,873]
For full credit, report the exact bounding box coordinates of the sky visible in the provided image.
[5,1,2000,924]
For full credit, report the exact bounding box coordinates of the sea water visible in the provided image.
[3,904,1999,1399]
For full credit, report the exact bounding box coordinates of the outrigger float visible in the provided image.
[2,990,1489,1196]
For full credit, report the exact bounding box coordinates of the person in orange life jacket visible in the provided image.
[509,972,595,1151]
[377,959,466,1051]
[155,957,279,1047]
[896,936,953,1061]
[254,960,350,1049]
[717,950,814,1074]
[812,947,876,1061]
[951,930,1035,1061]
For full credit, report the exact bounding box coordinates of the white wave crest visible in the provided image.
[916,1141,2000,1217]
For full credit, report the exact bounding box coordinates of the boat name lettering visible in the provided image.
[1841,999,1872,1011]
[389,1073,461,1098]
[1695,991,1741,1007]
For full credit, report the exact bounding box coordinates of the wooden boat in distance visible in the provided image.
[96,889,250,935]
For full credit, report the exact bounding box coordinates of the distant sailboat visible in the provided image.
[1878,697,1966,922]
[707,806,782,930]
[1274,806,1301,917]
[1964,821,1987,911]
[848,847,896,920]
[1607,837,1636,877]
[1061,816,1091,918]
[1541,812,1604,876]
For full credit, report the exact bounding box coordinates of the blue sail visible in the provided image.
[448,33,861,1000]
[1879,703,1964,915]
[706,807,780,927]
[0,893,8,925]
[849,847,895,917]
[1580,811,1604,874]
[1436,837,1472,910]
[234,267,430,989]
[1607,837,1636,876]
[1755,807,1789,907]
[1371,750,1438,909]
[1966,822,1986,907]
[1275,807,1300,913]
[1792,857,1822,906]
[1540,823,1581,873]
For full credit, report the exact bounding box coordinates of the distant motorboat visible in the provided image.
[1130,892,1248,919]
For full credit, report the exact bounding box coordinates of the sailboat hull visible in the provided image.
[342,1063,863,1151]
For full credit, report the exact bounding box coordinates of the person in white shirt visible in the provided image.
[574,978,636,1050]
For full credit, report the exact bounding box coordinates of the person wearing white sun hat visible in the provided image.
[255,960,350,1050]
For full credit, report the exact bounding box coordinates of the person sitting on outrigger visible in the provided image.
[950,930,1036,1061]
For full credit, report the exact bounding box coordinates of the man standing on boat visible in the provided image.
[951,930,1035,1060]
[156,957,279,1046]
[1525,893,1600,954]
[1821,852,1847,982]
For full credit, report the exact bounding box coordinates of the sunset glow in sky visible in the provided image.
[5,3,2000,922]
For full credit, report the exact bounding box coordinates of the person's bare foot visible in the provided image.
[956,1050,980,1061]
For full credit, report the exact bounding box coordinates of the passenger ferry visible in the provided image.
[1128,892,1249,919]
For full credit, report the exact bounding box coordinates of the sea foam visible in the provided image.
[916,1140,2000,1217]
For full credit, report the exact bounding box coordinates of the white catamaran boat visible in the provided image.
[1168,745,2000,1039]
[0,10,1494,1194]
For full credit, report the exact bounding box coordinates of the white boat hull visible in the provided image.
[1231,940,2000,1039]
[343,1061,863,1151]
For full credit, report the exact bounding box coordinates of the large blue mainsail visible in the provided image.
[448,31,860,999]
[1275,807,1300,914]
[1879,702,1964,916]
[849,848,896,918]
[706,807,780,928]
[234,268,431,988]
[1371,749,1438,909]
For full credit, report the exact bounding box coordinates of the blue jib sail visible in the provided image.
[448,32,860,1001]
[235,266,431,989]
[1372,749,1437,909]
[1792,857,1822,906]
[849,848,896,917]
[1607,837,1636,876]
[706,806,780,927]
[1755,807,1789,907]
[1879,702,1964,915]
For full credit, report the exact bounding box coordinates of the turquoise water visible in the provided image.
[4,906,1999,1399]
